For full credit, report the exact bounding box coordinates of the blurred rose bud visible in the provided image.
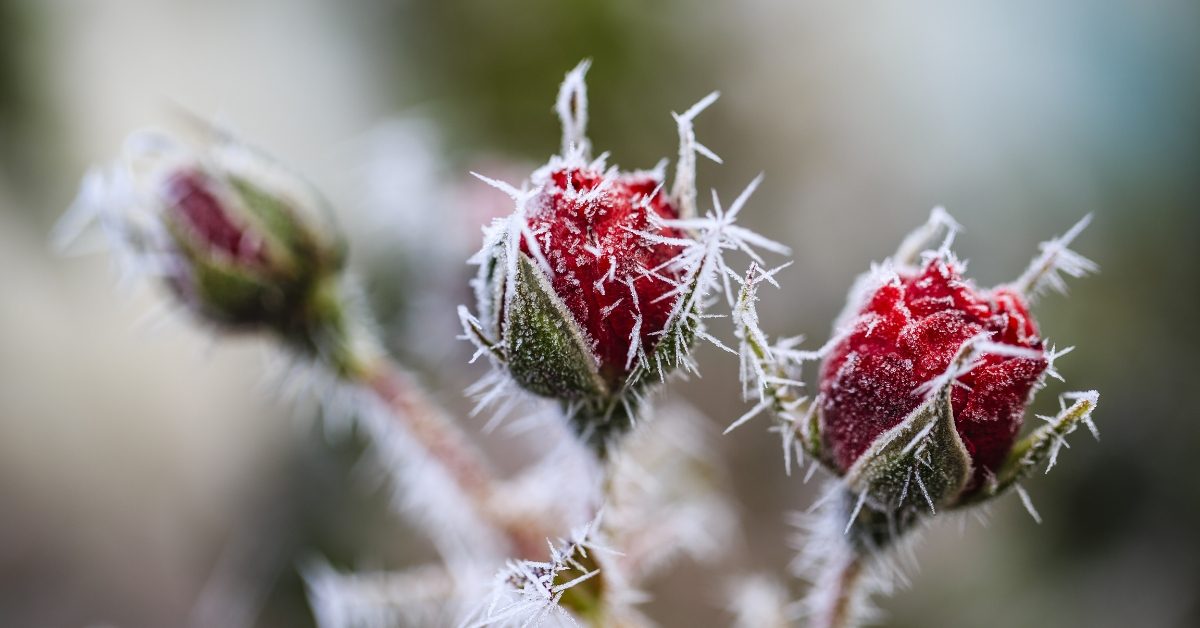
[61,130,360,368]
[155,154,345,332]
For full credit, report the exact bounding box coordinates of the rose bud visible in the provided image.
[808,210,1099,523]
[819,256,1047,491]
[60,129,357,369]
[460,62,769,453]
[467,157,694,451]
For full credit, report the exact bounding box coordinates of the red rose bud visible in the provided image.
[59,129,370,374]
[520,168,687,387]
[820,257,1047,490]
[468,164,693,444]
[810,210,1099,524]
[155,145,346,334]
[462,63,720,451]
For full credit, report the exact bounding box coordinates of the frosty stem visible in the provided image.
[806,484,917,628]
[313,281,547,560]
[358,359,497,509]
[810,552,866,628]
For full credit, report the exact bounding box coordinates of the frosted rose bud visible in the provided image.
[470,166,692,441]
[518,168,686,390]
[820,256,1047,494]
[61,131,352,358]
[461,62,743,452]
[159,158,347,336]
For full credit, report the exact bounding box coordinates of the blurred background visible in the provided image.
[1,0,1197,626]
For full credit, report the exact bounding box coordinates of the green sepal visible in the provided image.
[845,386,973,514]
[503,254,608,400]
[954,391,1099,508]
[227,173,347,274]
[187,258,293,326]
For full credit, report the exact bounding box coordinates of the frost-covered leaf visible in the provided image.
[504,254,608,400]
[844,386,972,515]
[957,391,1100,508]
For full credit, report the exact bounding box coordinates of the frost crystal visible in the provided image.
[466,515,611,628]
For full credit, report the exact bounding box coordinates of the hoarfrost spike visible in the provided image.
[956,391,1099,508]
[844,385,973,512]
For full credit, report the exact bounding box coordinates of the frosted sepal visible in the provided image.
[503,253,609,400]
[844,386,973,515]
[957,391,1099,508]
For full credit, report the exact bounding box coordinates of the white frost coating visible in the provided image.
[54,130,190,285]
[726,575,796,628]
[465,514,610,628]
[1035,390,1101,473]
[727,263,819,475]
[671,90,721,220]
[791,483,914,628]
[469,172,554,280]
[1007,214,1097,301]
[624,278,644,371]
[305,562,467,628]
[317,376,509,566]
[832,207,960,332]
[604,403,739,581]
[912,333,1019,400]
[556,60,592,160]
[892,206,962,269]
[633,175,791,382]
[1015,484,1042,524]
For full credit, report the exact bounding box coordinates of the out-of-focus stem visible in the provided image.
[359,359,496,506]
[307,278,547,559]
[809,551,866,628]
[352,355,549,560]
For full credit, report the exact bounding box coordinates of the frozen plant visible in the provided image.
[58,63,769,627]
[727,208,1099,628]
[56,60,1101,628]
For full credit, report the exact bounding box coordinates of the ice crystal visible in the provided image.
[466,515,612,628]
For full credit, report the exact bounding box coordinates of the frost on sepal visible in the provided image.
[505,254,608,400]
[956,391,1099,509]
[843,385,972,522]
[725,263,828,476]
[1006,214,1098,302]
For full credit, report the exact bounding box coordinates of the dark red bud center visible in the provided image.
[164,170,266,266]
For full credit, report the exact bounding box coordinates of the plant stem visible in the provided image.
[359,360,496,505]
[307,280,549,559]
[353,355,550,560]
[810,551,866,628]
